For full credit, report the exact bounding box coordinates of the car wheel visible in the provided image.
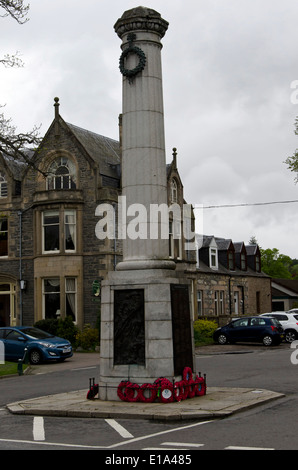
[263,335,273,346]
[285,330,297,343]
[218,334,228,345]
[29,349,42,365]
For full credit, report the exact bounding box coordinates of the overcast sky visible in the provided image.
[1,0,298,258]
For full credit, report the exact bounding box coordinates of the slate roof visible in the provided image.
[272,278,298,295]
[1,149,33,181]
[66,122,121,180]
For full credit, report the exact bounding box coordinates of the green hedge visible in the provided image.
[193,319,218,346]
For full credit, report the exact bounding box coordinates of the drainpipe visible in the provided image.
[112,202,117,270]
[228,276,232,315]
[18,210,23,326]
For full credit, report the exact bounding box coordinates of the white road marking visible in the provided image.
[225,445,274,450]
[162,442,204,448]
[0,438,106,449]
[143,447,189,450]
[105,419,134,438]
[33,417,45,441]
[109,420,212,449]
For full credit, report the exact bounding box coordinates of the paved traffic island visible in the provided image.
[6,387,284,422]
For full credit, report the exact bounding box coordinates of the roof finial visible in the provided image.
[172,147,177,169]
[54,97,60,136]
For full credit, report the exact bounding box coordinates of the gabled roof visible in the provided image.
[272,278,298,296]
[202,235,217,248]
[0,150,32,181]
[215,238,234,251]
[246,244,260,255]
[66,122,120,179]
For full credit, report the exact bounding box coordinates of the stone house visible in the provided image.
[195,235,272,325]
[0,100,195,328]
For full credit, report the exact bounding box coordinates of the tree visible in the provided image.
[0,0,29,23]
[285,116,298,184]
[260,247,298,279]
[0,0,41,167]
[248,235,258,245]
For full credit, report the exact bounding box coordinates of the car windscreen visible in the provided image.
[21,328,54,339]
[271,318,282,327]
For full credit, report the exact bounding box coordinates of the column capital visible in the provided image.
[114,6,169,40]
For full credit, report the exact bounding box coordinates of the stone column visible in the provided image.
[98,8,195,401]
[114,7,175,271]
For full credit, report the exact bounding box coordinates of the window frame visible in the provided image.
[170,179,178,203]
[0,172,8,198]
[209,247,218,269]
[0,217,8,257]
[42,278,60,320]
[42,208,76,254]
[215,290,225,315]
[46,157,77,190]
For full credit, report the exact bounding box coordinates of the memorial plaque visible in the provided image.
[171,284,194,375]
[114,289,145,365]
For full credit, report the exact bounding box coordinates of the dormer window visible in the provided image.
[210,247,218,269]
[46,157,76,190]
[228,249,235,270]
[255,254,261,272]
[0,172,8,197]
[241,252,247,270]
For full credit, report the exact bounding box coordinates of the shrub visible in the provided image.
[76,324,99,351]
[193,319,218,346]
[34,318,59,336]
[34,316,79,346]
[56,316,79,345]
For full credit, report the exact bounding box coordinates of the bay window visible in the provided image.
[43,277,77,321]
[42,209,76,253]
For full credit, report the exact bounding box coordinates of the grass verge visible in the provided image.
[0,361,28,377]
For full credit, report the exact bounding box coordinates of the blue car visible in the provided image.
[0,326,73,364]
[213,316,284,346]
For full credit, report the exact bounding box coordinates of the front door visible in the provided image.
[0,293,10,327]
[234,291,239,315]
[0,283,16,326]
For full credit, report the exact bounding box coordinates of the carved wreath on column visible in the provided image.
[119,33,146,83]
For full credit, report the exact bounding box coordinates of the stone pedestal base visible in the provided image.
[98,269,195,401]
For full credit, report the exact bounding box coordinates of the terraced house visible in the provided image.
[0,100,271,329]
[195,236,271,325]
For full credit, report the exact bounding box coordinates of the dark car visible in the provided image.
[213,316,284,346]
[0,326,73,364]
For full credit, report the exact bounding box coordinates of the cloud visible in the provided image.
[1,0,298,258]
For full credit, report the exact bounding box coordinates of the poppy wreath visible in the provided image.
[138,383,158,403]
[174,380,188,402]
[187,379,197,399]
[154,377,174,403]
[117,380,132,402]
[86,384,99,400]
[116,368,206,403]
[125,382,140,402]
[182,366,193,383]
[194,376,207,396]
